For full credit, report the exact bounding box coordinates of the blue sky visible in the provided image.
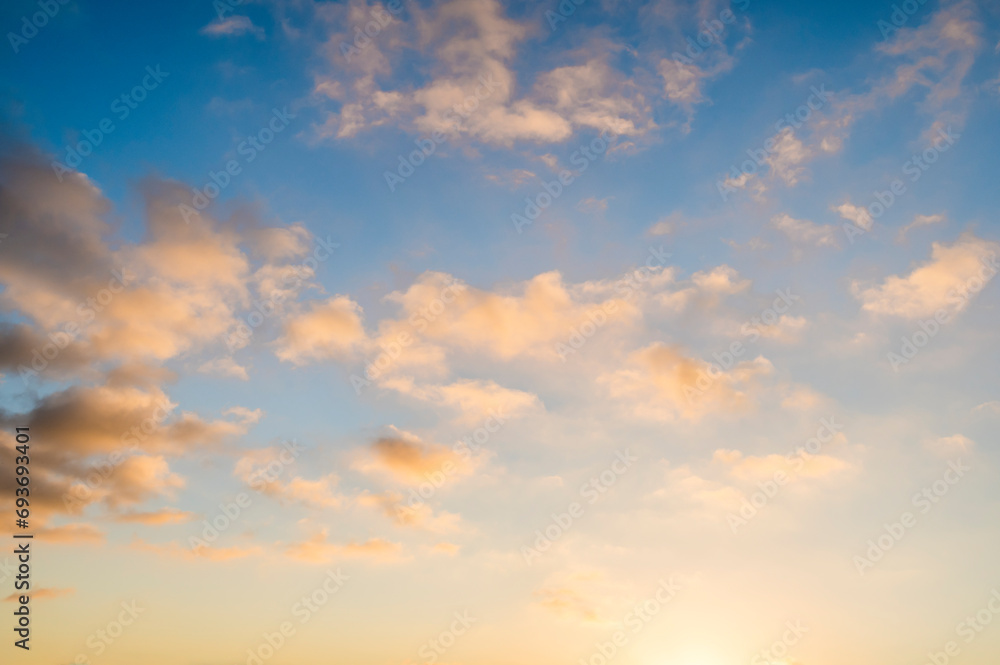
[2,1,1000,664]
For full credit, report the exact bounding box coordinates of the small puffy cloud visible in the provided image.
[382,270,636,361]
[651,464,743,514]
[577,197,609,214]
[235,445,342,509]
[925,434,974,456]
[771,214,839,248]
[648,216,676,236]
[354,427,474,484]
[854,234,1000,318]
[380,377,540,425]
[758,315,808,343]
[275,296,368,365]
[973,401,1000,414]
[897,213,946,243]
[200,16,265,39]
[358,491,463,533]
[834,201,874,231]
[198,357,250,381]
[763,128,812,186]
[690,265,751,295]
[601,343,773,421]
[285,530,402,564]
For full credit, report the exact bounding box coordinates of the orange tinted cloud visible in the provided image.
[285,529,403,564]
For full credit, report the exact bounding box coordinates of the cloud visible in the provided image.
[275,296,368,365]
[0,387,250,528]
[285,529,403,564]
[357,491,463,533]
[758,315,808,343]
[650,463,743,514]
[305,0,745,147]
[834,201,874,231]
[762,128,812,186]
[200,16,265,39]
[0,151,321,377]
[37,523,105,544]
[897,213,947,243]
[973,401,1000,414]
[925,434,974,456]
[771,214,839,248]
[381,270,636,362]
[533,568,631,624]
[713,447,852,482]
[380,377,540,425]
[112,508,198,525]
[429,541,460,556]
[576,196,609,214]
[355,428,470,483]
[133,539,263,562]
[815,1,981,157]
[234,446,343,509]
[198,357,250,381]
[854,234,1000,318]
[4,587,74,602]
[601,343,773,421]
[648,216,676,236]
[98,455,185,509]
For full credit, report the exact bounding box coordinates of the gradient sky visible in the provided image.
[1,0,1000,664]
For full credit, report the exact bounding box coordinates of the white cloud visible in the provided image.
[854,234,1000,318]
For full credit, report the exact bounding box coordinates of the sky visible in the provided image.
[1,0,1000,664]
